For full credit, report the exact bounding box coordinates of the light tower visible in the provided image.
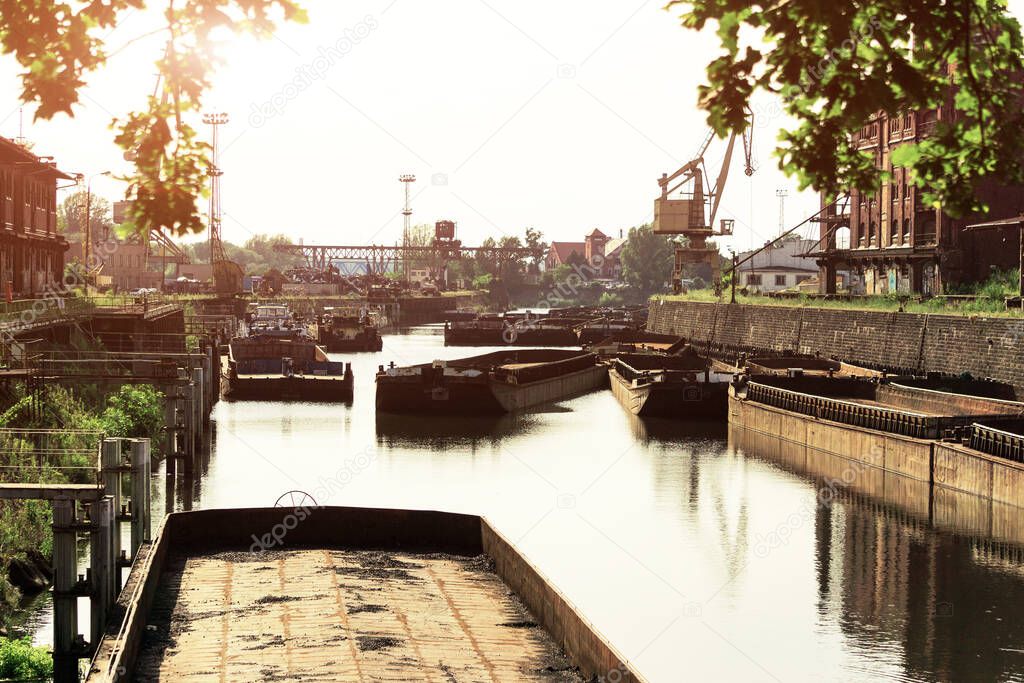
[399,174,416,282]
[204,112,229,266]
[776,188,789,233]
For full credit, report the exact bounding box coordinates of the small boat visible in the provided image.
[376,349,607,414]
[608,347,734,418]
[245,303,306,340]
[314,307,383,352]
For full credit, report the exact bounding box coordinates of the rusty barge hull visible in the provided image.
[87,507,643,683]
[376,349,607,415]
[225,374,353,401]
[609,367,729,418]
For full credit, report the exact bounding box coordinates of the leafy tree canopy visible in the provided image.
[670,0,1024,216]
[620,225,674,295]
[2,1,307,236]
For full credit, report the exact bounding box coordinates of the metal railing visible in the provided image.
[0,428,104,485]
[969,423,1024,463]
[746,382,939,439]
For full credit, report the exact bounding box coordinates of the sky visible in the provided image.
[3,0,1022,253]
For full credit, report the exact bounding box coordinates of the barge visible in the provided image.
[226,334,353,401]
[608,348,733,418]
[444,314,579,346]
[87,507,641,683]
[313,307,384,352]
[376,348,607,414]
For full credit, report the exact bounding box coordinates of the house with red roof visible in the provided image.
[545,229,625,280]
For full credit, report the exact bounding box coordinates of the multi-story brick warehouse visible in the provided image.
[810,106,1024,295]
[0,135,74,298]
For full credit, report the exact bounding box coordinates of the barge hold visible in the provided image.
[226,334,353,401]
[87,507,641,683]
[313,307,384,352]
[376,349,607,414]
[608,348,733,418]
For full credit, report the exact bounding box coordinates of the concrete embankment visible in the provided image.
[647,299,1024,392]
[87,507,642,683]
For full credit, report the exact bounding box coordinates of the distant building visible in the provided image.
[811,99,1024,294]
[545,241,585,269]
[545,229,625,280]
[0,136,74,298]
[737,238,820,293]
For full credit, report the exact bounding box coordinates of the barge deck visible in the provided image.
[134,548,579,682]
[87,507,640,683]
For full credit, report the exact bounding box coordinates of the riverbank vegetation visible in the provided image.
[0,384,164,628]
[657,269,1024,317]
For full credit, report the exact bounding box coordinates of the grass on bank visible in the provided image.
[655,269,1024,318]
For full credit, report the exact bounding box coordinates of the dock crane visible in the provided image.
[653,112,756,293]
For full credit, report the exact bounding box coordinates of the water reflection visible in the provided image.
[25,326,1024,681]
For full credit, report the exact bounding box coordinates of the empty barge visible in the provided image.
[86,507,641,683]
[608,349,733,418]
[730,374,1024,499]
[376,349,607,414]
[226,334,353,401]
[444,315,580,346]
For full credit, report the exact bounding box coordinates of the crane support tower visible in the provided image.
[653,113,756,293]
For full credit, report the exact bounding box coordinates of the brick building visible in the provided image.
[0,136,73,297]
[545,229,625,280]
[812,104,1024,295]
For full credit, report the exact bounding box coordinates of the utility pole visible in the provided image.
[776,188,789,233]
[84,171,111,285]
[399,174,415,284]
[202,113,228,266]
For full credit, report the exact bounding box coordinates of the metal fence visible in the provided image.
[745,381,940,439]
[0,428,104,485]
[969,423,1024,463]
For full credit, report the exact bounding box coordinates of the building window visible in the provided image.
[746,274,762,286]
[774,274,787,287]
[795,275,811,284]
[891,219,900,244]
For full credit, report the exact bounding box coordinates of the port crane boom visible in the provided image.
[653,113,756,292]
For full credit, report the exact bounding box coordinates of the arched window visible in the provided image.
[891,219,900,245]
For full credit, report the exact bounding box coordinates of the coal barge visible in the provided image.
[376,348,607,414]
[608,348,733,418]
[313,307,383,352]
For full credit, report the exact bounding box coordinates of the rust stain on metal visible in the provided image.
[134,549,582,682]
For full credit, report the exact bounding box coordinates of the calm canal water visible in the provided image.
[26,325,1024,681]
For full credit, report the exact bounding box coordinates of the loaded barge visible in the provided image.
[313,307,384,352]
[87,507,641,683]
[376,348,607,414]
[226,334,353,401]
[608,348,733,418]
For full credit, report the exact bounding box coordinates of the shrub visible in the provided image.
[0,636,52,679]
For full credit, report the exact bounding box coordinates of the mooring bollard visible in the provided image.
[52,497,78,682]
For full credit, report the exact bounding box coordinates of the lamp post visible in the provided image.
[84,171,111,283]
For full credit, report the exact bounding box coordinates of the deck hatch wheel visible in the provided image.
[275,490,318,509]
